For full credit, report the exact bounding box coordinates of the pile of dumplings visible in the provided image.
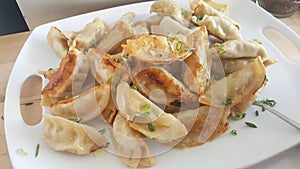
[40,0,275,168]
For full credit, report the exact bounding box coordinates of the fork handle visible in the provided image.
[253,101,300,131]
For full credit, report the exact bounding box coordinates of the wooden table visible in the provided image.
[1,10,299,169]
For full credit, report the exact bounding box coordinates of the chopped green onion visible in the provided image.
[111,71,123,88]
[147,123,155,132]
[91,39,97,48]
[98,128,106,134]
[196,15,203,21]
[122,53,130,59]
[131,84,138,90]
[16,148,28,156]
[68,117,82,123]
[140,111,151,118]
[219,48,226,54]
[223,99,232,106]
[24,102,33,106]
[185,47,196,52]
[253,38,263,45]
[232,113,246,120]
[94,149,106,157]
[35,143,40,158]
[231,130,237,135]
[255,110,259,116]
[143,103,151,111]
[48,68,53,71]
[258,98,277,107]
[245,122,257,128]
[176,41,183,51]
[106,76,113,83]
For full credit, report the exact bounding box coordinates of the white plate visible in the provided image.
[5,0,300,169]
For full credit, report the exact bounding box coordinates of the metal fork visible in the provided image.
[253,101,300,130]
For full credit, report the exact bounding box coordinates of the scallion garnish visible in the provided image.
[232,113,246,120]
[106,76,113,83]
[143,103,151,111]
[91,39,97,48]
[196,15,203,21]
[147,123,155,132]
[253,38,263,45]
[231,130,237,135]
[255,110,259,116]
[48,68,53,71]
[140,111,151,118]
[68,117,82,123]
[223,99,232,106]
[131,84,138,90]
[258,98,277,107]
[16,148,28,156]
[122,53,130,59]
[185,47,196,52]
[35,143,40,158]
[245,122,257,128]
[98,128,106,134]
[176,41,183,51]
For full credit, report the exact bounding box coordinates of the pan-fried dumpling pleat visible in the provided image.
[213,40,277,67]
[151,16,193,36]
[183,26,211,94]
[150,0,191,27]
[47,27,73,59]
[116,82,188,142]
[211,58,254,80]
[132,67,198,112]
[97,21,134,53]
[70,17,109,52]
[190,0,239,29]
[101,96,118,125]
[41,49,89,106]
[192,15,242,40]
[203,0,229,16]
[50,84,110,122]
[86,48,120,84]
[111,114,155,168]
[175,106,230,148]
[199,57,266,107]
[121,35,193,64]
[43,114,108,155]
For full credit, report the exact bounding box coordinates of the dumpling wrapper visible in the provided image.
[132,67,198,112]
[203,0,229,16]
[41,49,89,106]
[175,106,230,148]
[121,34,193,64]
[192,15,242,41]
[230,94,258,117]
[50,84,110,122]
[86,48,121,84]
[183,26,211,95]
[150,0,191,27]
[199,57,266,107]
[116,82,188,142]
[111,114,155,168]
[47,27,74,59]
[190,0,239,29]
[151,16,193,36]
[213,40,276,67]
[97,21,134,53]
[43,114,108,155]
[70,17,109,52]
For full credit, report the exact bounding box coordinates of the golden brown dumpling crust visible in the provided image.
[175,106,230,149]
